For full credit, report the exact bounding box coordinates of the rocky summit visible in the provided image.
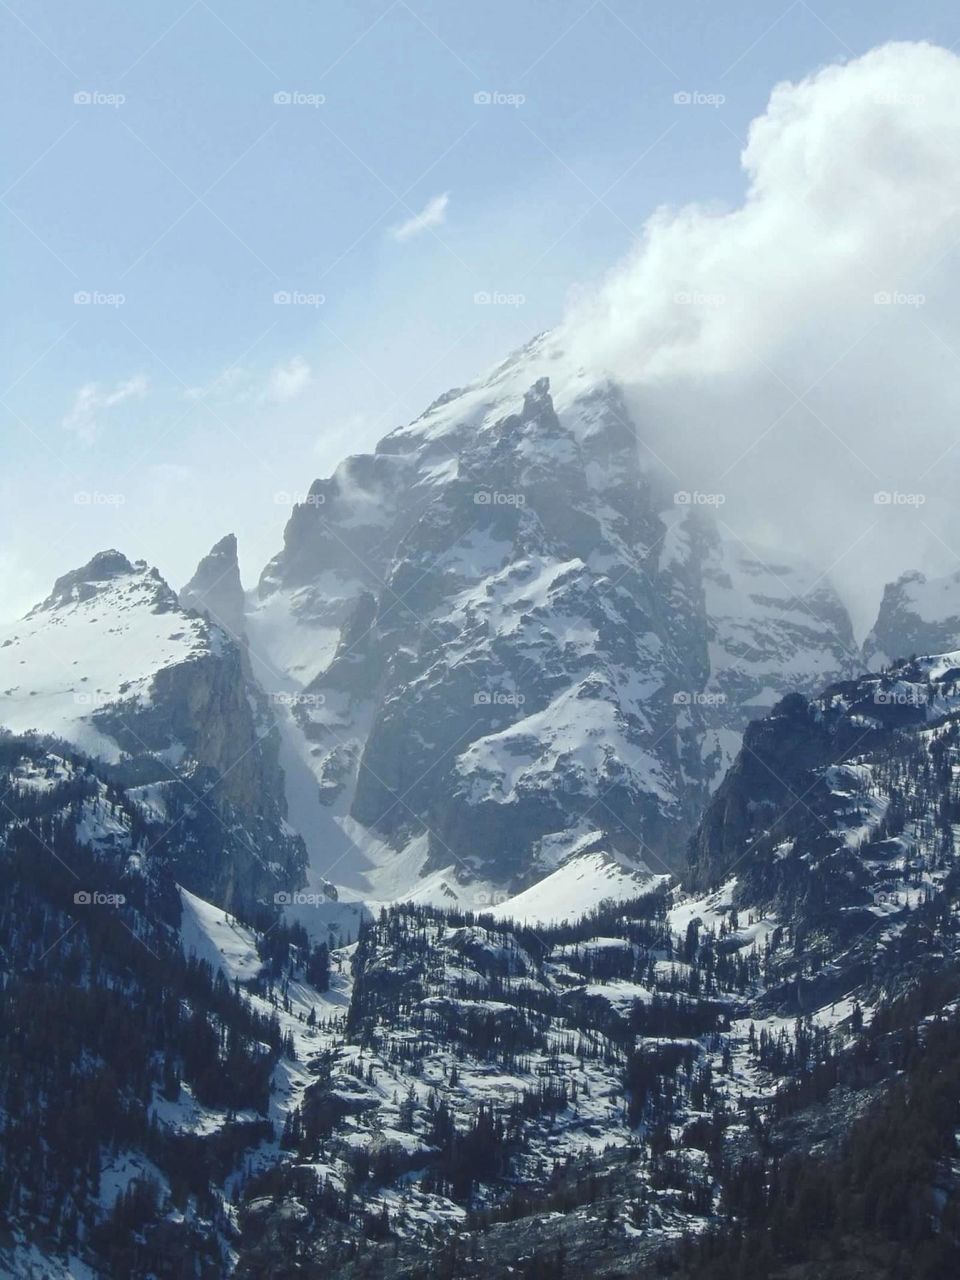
[244,334,859,904]
[0,549,305,911]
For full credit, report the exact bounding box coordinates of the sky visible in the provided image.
[2,0,959,625]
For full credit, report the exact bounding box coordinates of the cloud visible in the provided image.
[389,192,450,242]
[562,41,960,633]
[312,411,370,457]
[62,374,149,443]
[266,355,312,403]
[185,366,247,402]
[185,356,312,406]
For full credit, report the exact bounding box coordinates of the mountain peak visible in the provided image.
[864,564,960,669]
[29,549,172,616]
[247,338,858,901]
[208,531,238,559]
[179,533,245,645]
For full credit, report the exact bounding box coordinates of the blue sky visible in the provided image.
[1,0,955,613]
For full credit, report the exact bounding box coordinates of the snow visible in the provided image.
[0,1242,97,1280]
[361,831,510,912]
[244,579,393,893]
[178,887,262,982]
[581,980,656,1012]
[554,936,634,955]
[0,560,216,761]
[488,851,664,926]
[659,508,855,791]
[924,650,960,681]
[455,681,678,809]
[534,824,609,871]
[433,528,513,580]
[886,569,960,626]
[8,756,72,793]
[151,1082,258,1137]
[245,580,347,690]
[257,684,379,891]
[387,331,604,452]
[98,1150,168,1212]
[668,879,738,934]
[280,895,370,947]
[701,540,854,707]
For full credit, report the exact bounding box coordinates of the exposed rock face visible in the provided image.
[863,567,960,668]
[35,548,164,612]
[685,652,959,937]
[179,532,246,646]
[0,551,305,911]
[686,691,842,893]
[658,510,859,782]
[247,335,858,901]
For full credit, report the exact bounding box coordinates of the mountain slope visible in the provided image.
[0,733,335,1279]
[244,334,857,902]
[179,532,247,649]
[0,551,305,909]
[10,642,960,1278]
[864,566,960,668]
[686,649,960,1023]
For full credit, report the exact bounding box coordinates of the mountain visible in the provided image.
[13,335,960,1277]
[0,550,306,910]
[0,731,336,1278]
[7,649,960,1278]
[864,566,960,669]
[205,636,960,1276]
[687,649,960,1000]
[244,333,857,904]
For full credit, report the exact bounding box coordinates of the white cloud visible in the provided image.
[389,192,450,242]
[563,41,960,632]
[185,367,247,401]
[266,355,312,403]
[62,374,149,443]
[185,356,312,406]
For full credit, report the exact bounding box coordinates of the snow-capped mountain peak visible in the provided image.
[863,565,960,669]
[1,551,218,760]
[242,337,859,903]
[0,549,306,910]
